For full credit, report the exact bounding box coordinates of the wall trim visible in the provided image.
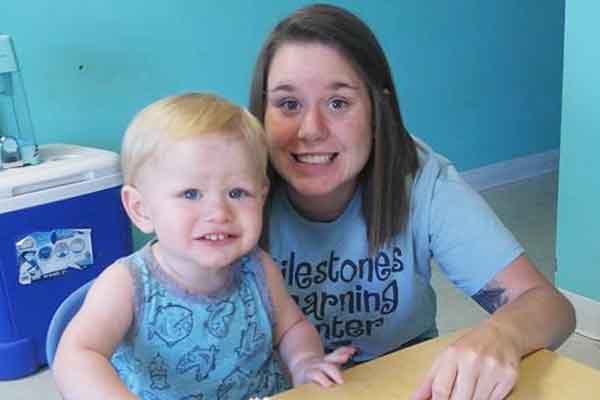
[461,149,560,192]
[560,289,600,341]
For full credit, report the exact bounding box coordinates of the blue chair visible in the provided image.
[45,280,93,366]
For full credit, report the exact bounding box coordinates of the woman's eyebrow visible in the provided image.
[329,81,360,91]
[267,83,295,93]
[268,81,360,93]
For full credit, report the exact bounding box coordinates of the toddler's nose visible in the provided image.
[203,197,231,223]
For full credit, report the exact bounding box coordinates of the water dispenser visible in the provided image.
[0,34,39,169]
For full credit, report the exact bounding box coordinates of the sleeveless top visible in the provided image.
[110,242,291,400]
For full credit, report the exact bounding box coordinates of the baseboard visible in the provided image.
[560,289,600,341]
[461,149,560,192]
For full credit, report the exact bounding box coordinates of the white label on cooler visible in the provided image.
[16,228,94,285]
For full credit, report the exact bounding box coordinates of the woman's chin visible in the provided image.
[289,179,336,198]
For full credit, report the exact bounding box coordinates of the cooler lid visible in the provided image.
[0,144,123,213]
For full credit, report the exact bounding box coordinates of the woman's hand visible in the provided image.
[290,346,356,387]
[411,322,520,400]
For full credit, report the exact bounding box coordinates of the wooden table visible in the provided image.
[273,331,600,399]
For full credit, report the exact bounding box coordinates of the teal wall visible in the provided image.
[556,1,600,301]
[1,0,564,171]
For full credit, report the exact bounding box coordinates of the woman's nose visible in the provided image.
[298,105,328,141]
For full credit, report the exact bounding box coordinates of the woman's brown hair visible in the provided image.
[249,3,419,254]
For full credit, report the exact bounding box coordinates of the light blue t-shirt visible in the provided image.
[268,138,523,362]
[111,243,290,400]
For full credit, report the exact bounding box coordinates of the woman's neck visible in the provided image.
[285,181,358,222]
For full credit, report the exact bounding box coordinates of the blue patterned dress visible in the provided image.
[110,242,290,400]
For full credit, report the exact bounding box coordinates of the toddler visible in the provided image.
[53,93,354,400]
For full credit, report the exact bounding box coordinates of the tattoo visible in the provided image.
[472,280,509,313]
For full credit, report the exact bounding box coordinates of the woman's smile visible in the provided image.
[292,152,338,164]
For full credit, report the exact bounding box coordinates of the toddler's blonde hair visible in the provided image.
[121,92,268,185]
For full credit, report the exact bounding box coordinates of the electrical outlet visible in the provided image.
[0,35,17,74]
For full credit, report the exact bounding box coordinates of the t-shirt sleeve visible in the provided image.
[428,166,524,296]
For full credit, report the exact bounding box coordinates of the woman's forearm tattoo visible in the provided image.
[472,280,509,313]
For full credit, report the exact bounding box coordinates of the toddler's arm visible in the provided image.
[52,263,137,400]
[259,250,355,387]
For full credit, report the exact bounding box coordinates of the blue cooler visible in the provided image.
[0,144,132,379]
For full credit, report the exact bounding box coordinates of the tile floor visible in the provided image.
[1,171,598,399]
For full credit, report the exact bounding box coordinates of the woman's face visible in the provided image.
[264,43,372,218]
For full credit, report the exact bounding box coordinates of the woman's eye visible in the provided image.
[183,189,201,200]
[329,98,348,110]
[228,188,249,199]
[278,99,301,113]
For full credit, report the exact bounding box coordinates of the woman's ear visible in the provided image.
[121,185,154,234]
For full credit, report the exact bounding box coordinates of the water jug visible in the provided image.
[0,34,39,169]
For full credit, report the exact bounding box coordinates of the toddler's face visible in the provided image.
[137,133,267,273]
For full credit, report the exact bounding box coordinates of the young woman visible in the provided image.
[249,4,575,399]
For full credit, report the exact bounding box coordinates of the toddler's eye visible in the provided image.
[228,188,249,199]
[183,189,201,200]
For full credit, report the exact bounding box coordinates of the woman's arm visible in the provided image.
[258,250,355,387]
[472,254,575,352]
[412,254,575,400]
[52,263,138,400]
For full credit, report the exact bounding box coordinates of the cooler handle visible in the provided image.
[11,171,96,197]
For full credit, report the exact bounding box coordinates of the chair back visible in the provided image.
[45,280,93,366]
